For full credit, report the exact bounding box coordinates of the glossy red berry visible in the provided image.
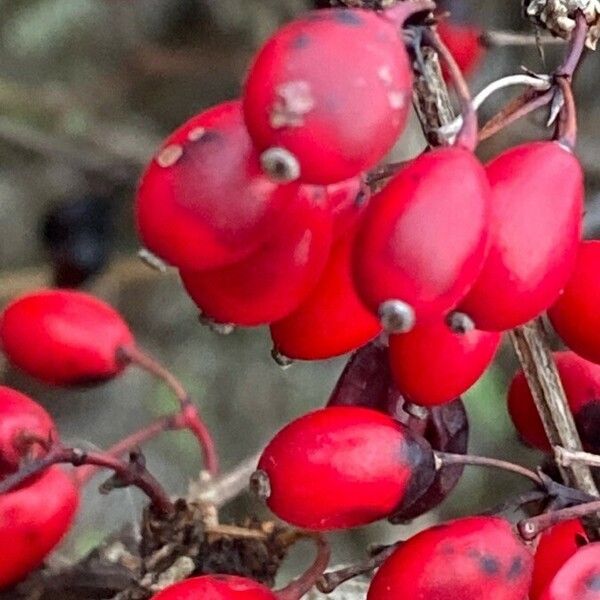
[353,147,490,330]
[136,100,300,271]
[437,21,484,78]
[530,520,588,600]
[0,386,55,474]
[368,516,533,600]
[0,289,134,386]
[540,542,600,600]
[255,406,435,530]
[270,219,380,359]
[549,241,600,364]
[180,186,332,326]
[243,8,414,184]
[388,321,501,406]
[151,575,276,600]
[508,351,600,453]
[0,466,79,589]
[458,142,584,331]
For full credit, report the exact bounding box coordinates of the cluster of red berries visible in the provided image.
[2,2,600,600]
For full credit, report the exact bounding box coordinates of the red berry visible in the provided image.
[540,542,600,600]
[255,406,435,530]
[437,21,484,78]
[353,147,490,329]
[136,100,300,271]
[325,176,367,240]
[180,186,332,326]
[508,351,600,453]
[388,321,501,406]
[0,386,55,474]
[368,516,533,600]
[0,466,79,589]
[270,219,380,359]
[530,520,588,600]
[458,142,584,331]
[549,241,600,364]
[243,8,413,184]
[151,575,276,600]
[0,289,134,386]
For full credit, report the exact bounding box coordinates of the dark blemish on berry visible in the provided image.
[439,542,455,555]
[507,556,523,580]
[574,401,600,453]
[332,10,363,26]
[586,574,600,591]
[194,130,222,145]
[479,555,500,575]
[292,33,311,49]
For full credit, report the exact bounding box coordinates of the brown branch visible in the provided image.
[0,444,174,515]
[481,30,566,47]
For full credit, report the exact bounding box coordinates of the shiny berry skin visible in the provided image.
[540,542,600,600]
[530,520,588,600]
[150,575,276,600]
[0,289,134,386]
[270,219,380,359]
[508,351,600,453]
[325,177,367,240]
[458,142,584,331]
[0,466,79,589]
[368,516,533,600]
[0,387,55,474]
[388,321,501,406]
[437,21,484,78]
[243,8,413,184]
[180,186,332,326]
[353,147,490,327]
[255,406,435,530]
[549,241,600,365]
[136,100,299,271]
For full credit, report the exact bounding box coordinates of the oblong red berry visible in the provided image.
[388,321,501,406]
[353,147,490,327]
[136,100,300,271]
[151,575,276,600]
[180,186,332,326]
[540,542,600,600]
[0,466,79,589]
[458,142,584,331]
[530,520,588,600]
[0,386,55,474]
[243,8,413,184]
[549,241,600,365]
[507,351,600,453]
[368,516,533,600]
[255,406,435,530]
[438,21,484,78]
[270,219,380,359]
[0,289,134,386]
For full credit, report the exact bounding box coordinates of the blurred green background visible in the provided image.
[0,0,598,572]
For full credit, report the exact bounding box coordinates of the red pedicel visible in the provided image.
[530,520,588,600]
[540,542,600,600]
[437,21,484,78]
[0,386,55,474]
[458,142,584,331]
[270,220,381,359]
[0,289,134,386]
[243,7,420,185]
[151,575,276,600]
[549,241,600,364]
[0,466,79,589]
[508,351,600,453]
[180,185,332,326]
[388,321,501,406]
[353,147,490,329]
[368,516,533,600]
[254,406,435,530]
[325,176,367,241]
[136,100,300,271]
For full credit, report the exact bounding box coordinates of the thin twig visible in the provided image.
[556,447,600,470]
[481,30,566,47]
